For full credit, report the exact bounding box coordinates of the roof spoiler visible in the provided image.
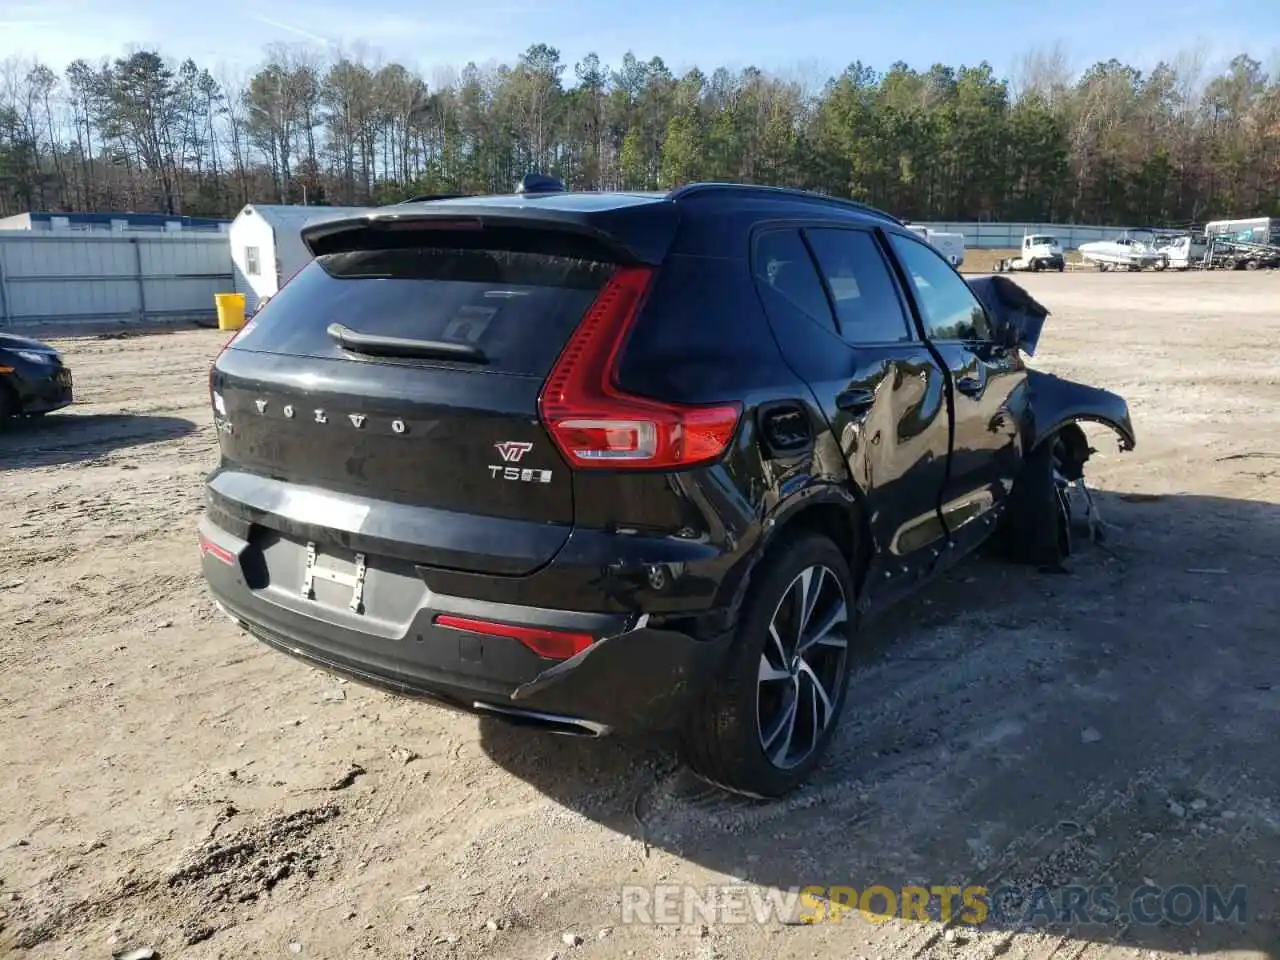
[299,204,677,265]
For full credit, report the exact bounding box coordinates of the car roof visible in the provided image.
[396,191,670,214]
[303,183,904,265]
[392,183,900,224]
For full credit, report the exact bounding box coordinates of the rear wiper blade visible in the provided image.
[326,322,488,363]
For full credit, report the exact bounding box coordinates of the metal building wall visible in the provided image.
[915,222,1138,250]
[0,232,233,329]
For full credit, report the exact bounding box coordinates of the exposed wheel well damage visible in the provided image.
[1052,422,1091,481]
[1025,369,1136,457]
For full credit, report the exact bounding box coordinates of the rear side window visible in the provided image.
[803,228,912,343]
[233,246,613,376]
[752,229,836,335]
[887,233,991,341]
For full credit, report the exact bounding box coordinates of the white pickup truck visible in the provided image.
[995,235,1066,273]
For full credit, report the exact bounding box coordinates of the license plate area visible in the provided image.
[250,528,428,631]
[302,541,367,613]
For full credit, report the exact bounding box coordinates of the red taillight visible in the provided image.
[537,266,742,470]
[434,614,594,661]
[199,535,236,566]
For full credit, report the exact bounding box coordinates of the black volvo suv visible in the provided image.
[201,182,1134,797]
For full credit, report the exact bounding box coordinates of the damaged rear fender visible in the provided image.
[1024,369,1136,457]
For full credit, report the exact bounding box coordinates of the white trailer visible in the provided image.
[994,234,1066,273]
[1203,217,1278,246]
[906,224,966,267]
[228,204,371,313]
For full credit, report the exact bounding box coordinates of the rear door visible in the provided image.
[883,231,1026,548]
[210,234,619,575]
[751,225,952,577]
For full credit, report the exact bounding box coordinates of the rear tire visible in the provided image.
[0,382,19,424]
[681,533,855,798]
[998,433,1072,568]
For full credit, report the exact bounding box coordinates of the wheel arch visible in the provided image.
[1025,369,1136,455]
[711,484,872,627]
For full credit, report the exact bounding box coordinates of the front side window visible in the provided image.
[886,233,991,342]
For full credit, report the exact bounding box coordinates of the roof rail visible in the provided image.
[394,193,472,204]
[667,182,903,225]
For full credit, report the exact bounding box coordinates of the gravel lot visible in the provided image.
[2,271,1277,960]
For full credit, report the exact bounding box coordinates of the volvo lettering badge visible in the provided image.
[251,400,405,434]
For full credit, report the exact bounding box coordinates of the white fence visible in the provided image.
[0,232,234,330]
[916,222,1136,250]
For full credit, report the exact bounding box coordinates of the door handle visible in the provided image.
[836,388,876,411]
[955,376,984,397]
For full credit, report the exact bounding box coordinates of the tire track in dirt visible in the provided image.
[0,801,350,952]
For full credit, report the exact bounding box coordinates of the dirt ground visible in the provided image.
[1,271,1278,960]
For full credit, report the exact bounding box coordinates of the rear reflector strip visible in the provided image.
[199,536,236,566]
[433,614,594,661]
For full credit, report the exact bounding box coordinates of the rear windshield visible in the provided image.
[233,246,613,376]
[1030,236,1058,245]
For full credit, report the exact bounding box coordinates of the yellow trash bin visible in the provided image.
[215,292,247,331]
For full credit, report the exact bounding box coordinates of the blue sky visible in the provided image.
[0,0,1274,85]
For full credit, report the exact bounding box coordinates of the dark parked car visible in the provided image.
[0,332,74,422]
[201,182,1135,797]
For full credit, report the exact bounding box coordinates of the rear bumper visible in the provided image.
[199,516,733,734]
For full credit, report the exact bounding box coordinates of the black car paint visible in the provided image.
[0,332,73,417]
[202,185,1135,735]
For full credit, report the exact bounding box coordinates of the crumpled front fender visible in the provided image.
[1025,369,1136,453]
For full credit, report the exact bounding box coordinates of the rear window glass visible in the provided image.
[233,247,613,376]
